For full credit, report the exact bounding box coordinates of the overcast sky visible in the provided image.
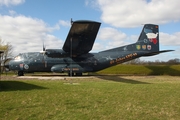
[0,0,180,61]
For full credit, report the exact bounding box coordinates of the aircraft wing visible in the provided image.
[63,20,101,57]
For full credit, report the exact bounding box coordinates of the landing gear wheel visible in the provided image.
[75,73,82,76]
[68,72,74,76]
[18,71,24,76]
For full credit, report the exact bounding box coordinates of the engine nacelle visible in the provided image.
[45,49,69,58]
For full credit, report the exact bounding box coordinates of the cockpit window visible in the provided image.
[14,56,21,60]
[14,54,23,61]
[14,52,42,61]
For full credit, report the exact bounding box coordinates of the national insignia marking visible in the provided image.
[136,45,141,50]
[142,45,146,50]
[24,64,29,70]
[19,64,24,70]
[144,39,148,43]
[147,45,151,50]
[146,32,158,45]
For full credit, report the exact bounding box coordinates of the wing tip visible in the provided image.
[73,20,101,24]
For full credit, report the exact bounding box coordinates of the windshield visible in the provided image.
[14,54,23,61]
[14,52,43,61]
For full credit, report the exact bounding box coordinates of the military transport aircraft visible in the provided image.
[4,20,173,76]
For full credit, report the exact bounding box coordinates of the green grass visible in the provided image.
[96,65,180,75]
[1,76,180,120]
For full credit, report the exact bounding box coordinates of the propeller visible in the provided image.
[39,41,47,63]
[40,41,46,54]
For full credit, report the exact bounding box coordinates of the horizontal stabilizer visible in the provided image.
[142,50,174,56]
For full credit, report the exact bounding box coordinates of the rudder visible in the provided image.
[136,24,159,52]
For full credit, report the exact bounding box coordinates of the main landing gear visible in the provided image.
[18,71,24,76]
[68,72,82,76]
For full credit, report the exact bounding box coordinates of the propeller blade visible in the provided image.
[71,18,73,25]
[40,40,46,54]
[43,41,46,51]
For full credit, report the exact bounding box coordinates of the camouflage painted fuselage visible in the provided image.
[8,43,155,74]
[7,23,172,76]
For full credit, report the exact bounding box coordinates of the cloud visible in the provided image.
[93,27,132,51]
[93,26,150,51]
[160,32,180,46]
[98,27,127,41]
[58,20,71,27]
[9,10,17,16]
[85,0,99,9]
[0,0,25,6]
[92,42,104,52]
[95,0,180,27]
[0,14,63,56]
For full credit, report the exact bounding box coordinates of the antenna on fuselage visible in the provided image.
[70,37,73,77]
[71,18,73,25]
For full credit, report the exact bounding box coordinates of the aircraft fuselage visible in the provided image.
[8,45,144,76]
[5,22,173,76]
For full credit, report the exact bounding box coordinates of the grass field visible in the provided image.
[0,75,180,120]
[96,65,180,76]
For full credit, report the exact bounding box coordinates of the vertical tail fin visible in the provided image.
[136,24,159,52]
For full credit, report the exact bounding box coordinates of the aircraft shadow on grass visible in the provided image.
[28,73,150,84]
[97,75,150,84]
[0,81,47,92]
[145,65,180,76]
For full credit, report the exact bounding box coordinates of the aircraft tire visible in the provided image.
[68,72,74,76]
[75,73,82,76]
[18,71,24,76]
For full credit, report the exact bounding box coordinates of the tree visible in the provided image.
[0,39,13,58]
[0,38,13,73]
[167,58,180,65]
